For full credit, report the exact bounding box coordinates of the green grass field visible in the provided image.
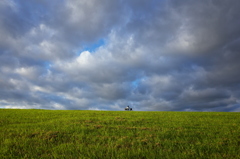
[0,109,240,158]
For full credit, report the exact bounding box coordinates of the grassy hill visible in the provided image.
[0,109,239,158]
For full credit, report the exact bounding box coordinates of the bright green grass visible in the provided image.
[0,109,240,159]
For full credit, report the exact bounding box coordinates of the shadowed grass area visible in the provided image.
[0,109,240,158]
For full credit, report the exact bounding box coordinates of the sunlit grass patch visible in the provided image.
[0,109,239,158]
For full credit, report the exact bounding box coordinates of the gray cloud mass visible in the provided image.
[0,0,240,111]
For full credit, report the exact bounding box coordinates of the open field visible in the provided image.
[0,109,240,158]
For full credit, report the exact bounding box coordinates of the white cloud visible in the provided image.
[0,0,240,111]
[15,67,40,80]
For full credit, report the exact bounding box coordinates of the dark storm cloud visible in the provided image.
[0,0,240,111]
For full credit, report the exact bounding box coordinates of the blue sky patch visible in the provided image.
[82,38,106,53]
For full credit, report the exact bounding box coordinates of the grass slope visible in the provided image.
[0,109,240,158]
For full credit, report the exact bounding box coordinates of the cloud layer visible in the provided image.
[1,0,240,111]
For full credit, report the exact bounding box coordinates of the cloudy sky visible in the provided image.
[1,0,240,111]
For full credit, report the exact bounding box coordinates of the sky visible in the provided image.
[0,0,240,111]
